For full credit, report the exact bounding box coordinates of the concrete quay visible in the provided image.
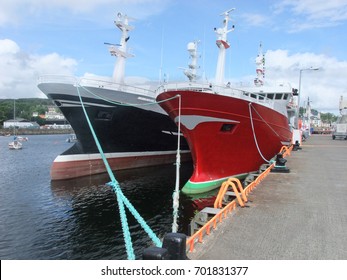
[188,135,347,260]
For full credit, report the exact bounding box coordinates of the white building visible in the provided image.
[45,106,65,120]
[4,118,40,129]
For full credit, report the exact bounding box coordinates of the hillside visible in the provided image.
[0,98,55,126]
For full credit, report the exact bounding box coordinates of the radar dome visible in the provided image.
[187,42,196,51]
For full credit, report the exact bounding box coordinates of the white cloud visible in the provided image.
[0,39,20,54]
[0,39,77,99]
[264,49,347,113]
[241,13,271,27]
[0,0,171,27]
[274,0,347,31]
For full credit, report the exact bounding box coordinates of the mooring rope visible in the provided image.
[76,85,162,260]
[171,94,181,233]
[248,102,270,163]
[77,82,184,235]
[249,103,281,138]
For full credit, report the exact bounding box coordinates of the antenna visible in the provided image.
[159,25,164,83]
[104,42,121,46]
[220,8,235,16]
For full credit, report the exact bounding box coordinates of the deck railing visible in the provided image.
[157,82,275,107]
[38,75,157,98]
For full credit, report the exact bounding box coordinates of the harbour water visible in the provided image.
[0,134,213,260]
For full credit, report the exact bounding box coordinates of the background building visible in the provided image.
[3,118,40,129]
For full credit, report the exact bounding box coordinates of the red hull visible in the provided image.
[157,90,292,193]
[51,151,191,180]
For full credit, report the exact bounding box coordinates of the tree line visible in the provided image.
[0,98,339,127]
[0,98,55,126]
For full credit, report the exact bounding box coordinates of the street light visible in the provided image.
[296,67,319,129]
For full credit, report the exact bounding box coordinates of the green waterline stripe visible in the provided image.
[181,172,254,194]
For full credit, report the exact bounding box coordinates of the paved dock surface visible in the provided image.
[188,135,347,260]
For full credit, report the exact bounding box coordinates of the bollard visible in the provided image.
[143,247,169,260]
[162,233,188,260]
[271,153,290,173]
[292,140,302,151]
[142,233,188,260]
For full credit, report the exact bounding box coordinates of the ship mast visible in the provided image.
[214,8,235,86]
[339,96,347,115]
[107,12,134,84]
[254,42,265,87]
[184,40,200,82]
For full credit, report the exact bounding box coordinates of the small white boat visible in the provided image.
[9,138,23,150]
[17,136,29,142]
[8,100,24,150]
[66,134,77,143]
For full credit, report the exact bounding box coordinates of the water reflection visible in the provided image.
[0,135,219,259]
[49,162,219,259]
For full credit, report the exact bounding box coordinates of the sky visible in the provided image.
[1,0,347,114]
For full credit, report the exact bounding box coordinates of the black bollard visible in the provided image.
[162,233,188,260]
[271,153,290,173]
[143,247,169,260]
[292,140,302,151]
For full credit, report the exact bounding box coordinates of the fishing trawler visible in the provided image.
[156,9,296,194]
[38,12,190,180]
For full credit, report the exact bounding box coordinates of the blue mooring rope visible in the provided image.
[76,85,162,260]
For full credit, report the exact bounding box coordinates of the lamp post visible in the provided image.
[296,67,319,129]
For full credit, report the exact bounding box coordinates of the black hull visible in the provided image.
[38,84,191,180]
[52,93,188,155]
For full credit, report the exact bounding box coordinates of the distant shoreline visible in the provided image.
[0,128,74,136]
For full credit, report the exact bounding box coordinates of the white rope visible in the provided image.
[250,104,281,138]
[248,102,270,163]
[172,94,181,233]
